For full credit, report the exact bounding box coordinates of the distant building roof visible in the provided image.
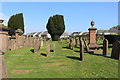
[82,32,89,35]
[71,32,82,36]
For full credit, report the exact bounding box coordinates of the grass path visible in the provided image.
[4,41,118,78]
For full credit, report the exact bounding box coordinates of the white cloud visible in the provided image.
[0,13,9,26]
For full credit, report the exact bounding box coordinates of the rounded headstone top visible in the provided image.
[0,19,4,23]
[91,20,95,27]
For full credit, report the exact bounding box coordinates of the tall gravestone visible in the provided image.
[10,36,16,50]
[111,41,120,60]
[69,38,72,49]
[75,37,78,47]
[34,39,41,53]
[71,38,74,50]
[46,41,50,56]
[88,21,97,47]
[0,19,8,52]
[103,39,108,56]
[15,29,23,49]
[80,37,84,61]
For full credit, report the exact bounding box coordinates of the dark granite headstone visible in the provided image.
[111,41,120,60]
[103,39,108,56]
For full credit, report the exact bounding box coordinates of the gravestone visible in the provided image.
[10,37,16,50]
[75,37,78,47]
[41,40,43,46]
[103,39,108,56]
[82,38,89,52]
[111,41,120,60]
[69,38,72,49]
[34,39,41,53]
[80,38,84,61]
[71,38,74,50]
[46,41,50,56]
[53,43,56,52]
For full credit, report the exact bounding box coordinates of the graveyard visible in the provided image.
[4,40,118,78]
[0,18,119,78]
[0,2,120,79]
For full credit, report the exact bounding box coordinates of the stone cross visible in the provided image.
[103,39,108,56]
[111,41,120,60]
[80,37,84,61]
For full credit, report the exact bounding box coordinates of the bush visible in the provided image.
[104,35,120,44]
[46,14,65,41]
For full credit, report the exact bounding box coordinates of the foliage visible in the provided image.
[70,35,82,38]
[46,14,65,41]
[104,35,120,44]
[8,13,24,36]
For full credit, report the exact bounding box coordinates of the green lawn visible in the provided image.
[4,40,118,78]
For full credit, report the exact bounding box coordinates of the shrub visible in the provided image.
[104,35,120,44]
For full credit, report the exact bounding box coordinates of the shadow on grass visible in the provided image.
[41,53,47,57]
[74,50,79,53]
[62,46,70,49]
[85,51,112,59]
[50,50,54,52]
[66,56,80,61]
[30,49,34,53]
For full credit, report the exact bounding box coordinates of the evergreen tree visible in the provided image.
[8,13,24,36]
[46,14,65,41]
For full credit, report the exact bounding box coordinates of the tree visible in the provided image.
[46,14,65,41]
[8,13,24,36]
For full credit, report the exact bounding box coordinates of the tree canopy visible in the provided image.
[8,13,24,36]
[46,14,65,41]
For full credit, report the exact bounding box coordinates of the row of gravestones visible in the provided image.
[8,35,44,51]
[66,37,79,49]
[66,37,120,61]
[103,39,120,60]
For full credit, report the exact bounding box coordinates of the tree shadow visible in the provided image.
[30,49,34,53]
[66,56,80,61]
[41,53,47,57]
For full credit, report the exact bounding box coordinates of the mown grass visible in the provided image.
[4,40,118,78]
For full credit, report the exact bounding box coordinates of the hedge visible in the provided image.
[104,35,120,44]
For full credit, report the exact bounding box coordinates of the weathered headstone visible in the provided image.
[103,39,108,56]
[41,40,43,46]
[10,37,16,50]
[46,41,50,56]
[75,37,78,47]
[69,38,72,49]
[71,38,74,50]
[80,38,84,61]
[53,43,56,52]
[34,39,41,53]
[111,41,120,60]
[82,38,89,52]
